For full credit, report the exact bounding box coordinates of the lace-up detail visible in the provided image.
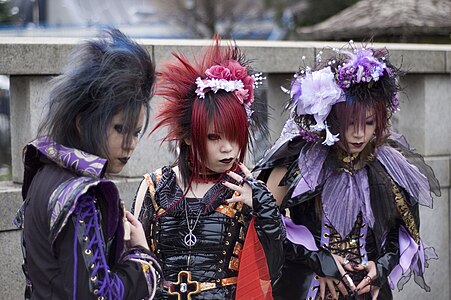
[307,213,369,300]
[73,193,124,299]
[155,211,243,282]
[327,214,365,264]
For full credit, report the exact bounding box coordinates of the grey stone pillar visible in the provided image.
[392,74,451,300]
[9,75,52,183]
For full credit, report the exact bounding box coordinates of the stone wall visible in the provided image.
[0,38,450,299]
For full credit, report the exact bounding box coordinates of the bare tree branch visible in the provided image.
[150,0,267,38]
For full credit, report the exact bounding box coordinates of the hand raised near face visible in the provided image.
[222,162,254,208]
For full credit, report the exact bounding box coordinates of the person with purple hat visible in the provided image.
[254,42,440,300]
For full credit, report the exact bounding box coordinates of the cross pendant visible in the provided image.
[167,270,200,300]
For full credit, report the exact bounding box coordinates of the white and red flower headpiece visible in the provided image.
[195,60,264,108]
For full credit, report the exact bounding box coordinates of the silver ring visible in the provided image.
[343,273,355,288]
[343,258,350,265]
[361,259,368,269]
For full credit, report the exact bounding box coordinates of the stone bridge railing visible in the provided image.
[0,38,450,299]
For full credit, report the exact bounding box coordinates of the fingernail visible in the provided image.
[221,180,226,184]
[238,161,242,165]
[226,170,230,174]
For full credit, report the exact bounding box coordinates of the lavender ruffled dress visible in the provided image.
[254,123,440,300]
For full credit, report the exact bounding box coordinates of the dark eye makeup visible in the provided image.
[114,124,124,134]
[207,133,221,140]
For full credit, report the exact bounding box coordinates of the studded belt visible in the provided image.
[164,270,238,300]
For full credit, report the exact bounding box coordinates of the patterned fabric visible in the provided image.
[155,166,234,216]
[48,177,119,250]
[120,248,163,299]
[390,178,419,243]
[31,136,107,178]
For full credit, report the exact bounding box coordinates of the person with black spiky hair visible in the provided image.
[15,28,163,300]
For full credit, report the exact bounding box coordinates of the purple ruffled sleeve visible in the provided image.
[292,143,329,197]
[389,226,438,292]
[282,216,318,251]
[376,146,434,208]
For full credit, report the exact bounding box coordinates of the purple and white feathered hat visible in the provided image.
[284,41,400,146]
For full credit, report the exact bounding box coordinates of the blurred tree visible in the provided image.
[152,0,269,38]
[264,0,361,39]
[150,0,361,40]
[0,0,18,24]
[296,0,360,27]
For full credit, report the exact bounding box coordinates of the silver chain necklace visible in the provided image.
[183,193,203,247]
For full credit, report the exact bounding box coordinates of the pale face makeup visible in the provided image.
[203,125,240,174]
[105,107,145,174]
[339,108,376,155]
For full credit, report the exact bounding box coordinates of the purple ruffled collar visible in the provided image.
[292,139,434,238]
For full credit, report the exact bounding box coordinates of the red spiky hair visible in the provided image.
[151,36,254,188]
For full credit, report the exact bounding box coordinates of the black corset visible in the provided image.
[153,210,246,282]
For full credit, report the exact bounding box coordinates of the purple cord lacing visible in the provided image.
[73,195,125,299]
[73,218,79,300]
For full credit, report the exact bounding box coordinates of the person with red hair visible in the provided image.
[131,38,284,299]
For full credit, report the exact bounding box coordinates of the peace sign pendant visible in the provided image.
[184,230,197,247]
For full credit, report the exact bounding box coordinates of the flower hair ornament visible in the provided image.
[286,41,401,146]
[195,61,265,120]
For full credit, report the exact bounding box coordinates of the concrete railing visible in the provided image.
[0,38,450,299]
